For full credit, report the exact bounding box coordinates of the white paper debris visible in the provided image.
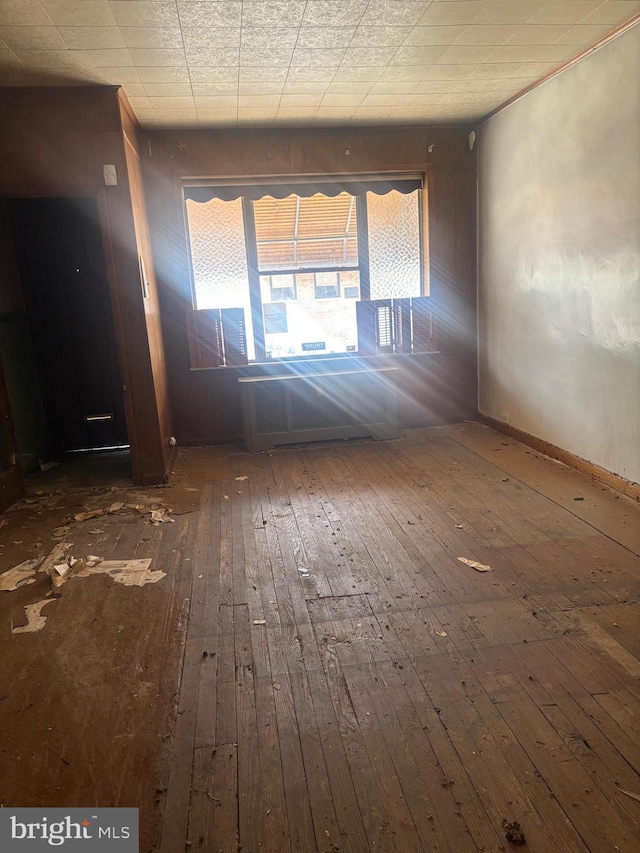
[0,559,42,591]
[149,508,175,525]
[435,629,448,637]
[85,555,103,568]
[235,476,248,481]
[39,461,60,472]
[457,557,492,573]
[13,598,57,633]
[75,558,165,587]
[74,508,104,522]
[253,619,267,625]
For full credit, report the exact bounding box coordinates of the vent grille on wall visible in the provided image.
[239,368,399,452]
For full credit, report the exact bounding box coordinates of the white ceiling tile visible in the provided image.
[552,23,613,44]
[378,65,429,81]
[453,24,521,45]
[178,0,242,27]
[332,65,383,81]
[283,80,329,93]
[280,93,323,107]
[581,0,640,24]
[291,47,346,66]
[184,46,238,66]
[413,79,461,93]
[276,107,318,118]
[191,66,238,82]
[195,95,239,108]
[120,27,183,49]
[58,27,126,50]
[0,1,51,26]
[15,49,83,68]
[238,107,278,117]
[487,43,574,63]
[73,47,134,67]
[321,92,365,106]
[436,44,495,63]
[302,1,368,27]
[471,1,545,25]
[286,64,339,81]
[91,66,141,83]
[240,46,293,65]
[242,1,306,28]
[194,81,238,95]
[510,60,560,77]
[110,1,180,28]
[0,26,67,50]
[144,81,193,96]
[129,47,186,66]
[504,24,573,44]
[241,27,298,49]
[296,27,356,48]
[350,26,411,47]
[314,105,355,116]
[361,1,429,26]
[41,0,117,27]
[418,1,485,26]
[470,62,526,78]
[153,107,198,118]
[325,80,372,94]
[238,94,281,107]
[137,65,190,82]
[403,25,467,45]
[127,94,152,109]
[528,2,604,26]
[341,47,397,65]
[390,44,448,65]
[198,110,238,120]
[369,80,416,94]
[0,47,22,65]
[149,95,195,109]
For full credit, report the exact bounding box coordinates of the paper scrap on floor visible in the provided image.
[12,598,56,634]
[76,558,165,587]
[0,558,43,591]
[457,557,493,572]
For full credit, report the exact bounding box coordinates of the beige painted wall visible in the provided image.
[478,24,640,484]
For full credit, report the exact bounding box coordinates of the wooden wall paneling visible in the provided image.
[0,132,26,185]
[355,128,383,170]
[428,169,457,353]
[427,127,474,171]
[300,129,339,173]
[380,127,428,168]
[454,169,478,354]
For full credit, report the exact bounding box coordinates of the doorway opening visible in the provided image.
[0,196,130,482]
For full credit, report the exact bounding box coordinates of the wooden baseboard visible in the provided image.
[0,465,23,513]
[479,415,640,501]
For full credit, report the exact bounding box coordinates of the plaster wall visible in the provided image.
[478,24,640,483]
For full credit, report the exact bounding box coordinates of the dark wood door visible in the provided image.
[10,198,127,451]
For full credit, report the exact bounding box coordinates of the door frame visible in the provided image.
[0,184,136,482]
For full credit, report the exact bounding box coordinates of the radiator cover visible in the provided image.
[238,367,399,451]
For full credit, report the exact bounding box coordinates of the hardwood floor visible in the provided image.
[159,433,640,853]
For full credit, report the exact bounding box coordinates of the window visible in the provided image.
[185,180,430,364]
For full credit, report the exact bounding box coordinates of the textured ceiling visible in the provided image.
[0,0,638,128]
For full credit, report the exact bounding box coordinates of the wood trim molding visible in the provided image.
[479,414,640,501]
[481,13,640,123]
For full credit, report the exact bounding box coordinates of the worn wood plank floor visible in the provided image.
[159,434,640,853]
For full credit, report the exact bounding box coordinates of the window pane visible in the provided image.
[367,190,421,300]
[260,272,358,359]
[186,197,255,360]
[254,192,358,272]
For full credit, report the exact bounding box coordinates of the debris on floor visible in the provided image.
[235,476,248,481]
[457,557,493,572]
[12,598,57,634]
[253,619,267,625]
[435,629,448,637]
[0,559,42,591]
[502,819,526,846]
[149,508,175,525]
[74,508,105,522]
[75,558,165,587]
[618,789,640,803]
